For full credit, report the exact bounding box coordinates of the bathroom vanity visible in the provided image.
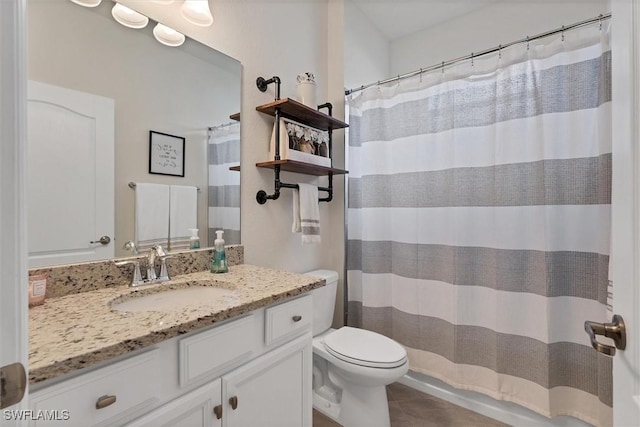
[27,261,323,427]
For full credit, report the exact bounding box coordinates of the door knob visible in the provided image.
[0,362,26,409]
[584,314,626,356]
[90,235,111,245]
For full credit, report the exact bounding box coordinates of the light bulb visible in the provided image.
[153,23,186,47]
[69,0,101,7]
[180,0,213,27]
[111,3,149,29]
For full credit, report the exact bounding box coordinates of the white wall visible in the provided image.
[389,1,609,77]
[120,0,347,324]
[344,0,390,91]
[28,0,240,256]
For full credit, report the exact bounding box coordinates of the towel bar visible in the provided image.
[128,182,200,191]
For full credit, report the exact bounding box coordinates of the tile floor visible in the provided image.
[313,382,510,427]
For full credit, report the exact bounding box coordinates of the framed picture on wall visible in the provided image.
[149,131,185,177]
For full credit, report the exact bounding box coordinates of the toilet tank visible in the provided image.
[305,269,339,336]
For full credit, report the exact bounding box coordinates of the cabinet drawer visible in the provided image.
[179,314,258,387]
[30,349,160,427]
[265,295,312,345]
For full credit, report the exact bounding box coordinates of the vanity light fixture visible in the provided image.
[153,23,186,47]
[69,0,102,7]
[180,0,213,27]
[111,3,149,29]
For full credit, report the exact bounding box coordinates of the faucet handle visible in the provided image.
[122,241,139,255]
[153,245,168,257]
[114,260,144,286]
[157,255,175,282]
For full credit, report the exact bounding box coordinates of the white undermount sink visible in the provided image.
[111,286,235,313]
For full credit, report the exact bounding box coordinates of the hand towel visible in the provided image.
[292,183,320,244]
[169,185,198,251]
[135,183,170,251]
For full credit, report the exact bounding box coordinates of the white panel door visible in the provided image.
[610,1,640,426]
[27,80,114,267]
[1,0,28,425]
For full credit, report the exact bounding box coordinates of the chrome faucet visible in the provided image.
[115,244,172,287]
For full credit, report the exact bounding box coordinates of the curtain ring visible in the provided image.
[419,68,423,82]
[599,14,603,31]
[498,44,502,60]
[397,75,400,86]
[526,36,530,51]
[471,52,474,67]
[561,25,565,41]
[441,61,445,75]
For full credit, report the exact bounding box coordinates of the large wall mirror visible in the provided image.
[27,0,241,267]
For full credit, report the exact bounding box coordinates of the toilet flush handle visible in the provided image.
[292,315,302,322]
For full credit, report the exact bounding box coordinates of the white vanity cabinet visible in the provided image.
[125,379,222,427]
[221,334,311,427]
[28,294,313,427]
[129,334,311,427]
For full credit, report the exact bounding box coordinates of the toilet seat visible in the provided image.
[323,327,407,369]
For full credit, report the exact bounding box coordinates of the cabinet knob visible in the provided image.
[213,404,223,419]
[229,395,238,410]
[292,315,302,322]
[95,395,117,409]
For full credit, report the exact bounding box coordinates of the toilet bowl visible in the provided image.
[306,270,409,427]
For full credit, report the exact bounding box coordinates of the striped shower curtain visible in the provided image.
[208,123,241,245]
[347,23,612,426]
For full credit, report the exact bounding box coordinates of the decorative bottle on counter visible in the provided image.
[210,230,228,273]
[189,228,200,250]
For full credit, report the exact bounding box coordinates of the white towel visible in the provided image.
[169,185,198,251]
[135,183,170,251]
[292,183,320,244]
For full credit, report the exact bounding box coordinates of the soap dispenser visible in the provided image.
[189,228,200,250]
[210,230,228,273]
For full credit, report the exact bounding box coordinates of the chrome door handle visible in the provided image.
[90,235,111,245]
[584,314,626,357]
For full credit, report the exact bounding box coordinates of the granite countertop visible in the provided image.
[28,264,324,385]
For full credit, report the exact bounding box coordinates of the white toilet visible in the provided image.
[306,270,409,427]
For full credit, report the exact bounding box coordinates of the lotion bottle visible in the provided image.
[210,230,228,273]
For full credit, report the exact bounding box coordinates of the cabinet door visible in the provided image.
[222,334,312,427]
[126,380,222,427]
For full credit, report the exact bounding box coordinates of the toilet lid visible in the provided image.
[324,327,407,368]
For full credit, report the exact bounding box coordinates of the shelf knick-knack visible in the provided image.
[296,72,317,108]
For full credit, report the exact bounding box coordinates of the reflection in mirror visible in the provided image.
[27,0,241,267]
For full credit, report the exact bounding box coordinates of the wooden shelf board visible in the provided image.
[256,160,348,176]
[229,112,240,121]
[229,165,240,171]
[255,98,348,130]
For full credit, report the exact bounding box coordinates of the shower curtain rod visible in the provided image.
[345,12,611,96]
[208,121,237,131]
